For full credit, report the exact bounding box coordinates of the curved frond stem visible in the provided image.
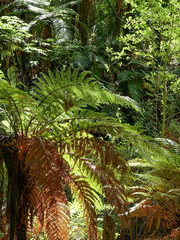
[24,114,37,137]
[37,83,84,107]
[4,89,24,136]
[2,106,17,137]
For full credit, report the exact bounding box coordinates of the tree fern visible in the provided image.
[0,70,131,239]
[0,68,176,239]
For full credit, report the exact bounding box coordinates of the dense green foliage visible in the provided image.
[0,0,179,239]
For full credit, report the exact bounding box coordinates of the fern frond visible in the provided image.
[34,68,140,112]
[128,158,152,168]
[69,173,97,240]
[155,137,180,156]
[0,80,38,136]
[44,194,69,240]
[16,137,70,239]
[101,169,128,215]
[74,48,92,68]
[64,135,128,216]
[126,150,180,237]
[64,135,127,170]
[117,70,140,83]
[127,197,179,235]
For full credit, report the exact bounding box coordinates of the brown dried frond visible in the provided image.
[1,132,128,240]
[16,137,70,239]
[123,198,179,236]
[66,135,126,170]
[100,167,128,214]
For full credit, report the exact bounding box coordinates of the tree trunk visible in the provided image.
[76,0,94,45]
[41,23,52,71]
[16,166,28,240]
[103,214,115,240]
[0,155,5,233]
[2,139,19,240]
[114,0,123,38]
[2,137,28,240]
[16,219,27,240]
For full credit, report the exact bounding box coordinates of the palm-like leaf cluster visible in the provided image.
[0,68,176,239]
[0,68,132,239]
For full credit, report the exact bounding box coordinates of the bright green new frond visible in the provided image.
[69,172,97,240]
[34,68,140,112]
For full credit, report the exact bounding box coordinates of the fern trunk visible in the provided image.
[16,221,27,240]
[16,168,28,240]
[2,138,28,240]
[0,160,5,233]
[103,214,115,240]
